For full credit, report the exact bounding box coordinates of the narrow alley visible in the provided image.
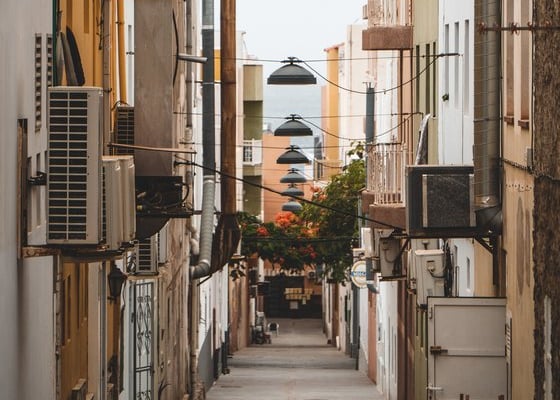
[206,319,383,400]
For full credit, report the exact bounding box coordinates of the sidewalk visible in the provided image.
[206,318,384,400]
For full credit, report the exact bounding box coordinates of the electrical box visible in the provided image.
[415,249,445,306]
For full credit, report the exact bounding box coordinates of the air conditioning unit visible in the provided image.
[113,106,134,155]
[47,87,103,245]
[353,247,365,261]
[361,227,373,258]
[158,222,169,264]
[408,239,439,291]
[406,165,476,237]
[137,235,158,275]
[102,157,124,251]
[372,229,401,277]
[117,156,136,243]
[379,237,401,277]
[414,249,445,306]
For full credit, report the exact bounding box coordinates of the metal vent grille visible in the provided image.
[137,235,157,275]
[46,34,53,87]
[114,106,134,155]
[35,35,42,131]
[47,87,103,244]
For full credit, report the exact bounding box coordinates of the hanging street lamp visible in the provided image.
[280,169,307,184]
[274,114,313,136]
[281,184,304,197]
[276,145,311,164]
[281,199,303,212]
[267,57,317,85]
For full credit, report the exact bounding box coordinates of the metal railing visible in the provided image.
[367,142,410,205]
[243,139,262,166]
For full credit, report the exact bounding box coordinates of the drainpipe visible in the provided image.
[474,0,502,233]
[365,86,378,294]
[190,0,216,280]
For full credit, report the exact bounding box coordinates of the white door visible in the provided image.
[427,297,507,400]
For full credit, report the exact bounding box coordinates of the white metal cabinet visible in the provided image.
[427,297,507,400]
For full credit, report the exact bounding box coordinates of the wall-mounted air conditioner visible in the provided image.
[158,222,169,264]
[373,229,401,277]
[415,248,445,306]
[117,156,136,243]
[137,235,158,275]
[408,239,439,292]
[102,157,124,251]
[406,165,477,238]
[47,87,103,245]
[113,106,134,154]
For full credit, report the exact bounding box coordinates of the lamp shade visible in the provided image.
[276,145,310,164]
[281,184,304,197]
[108,265,127,300]
[280,169,307,184]
[274,115,312,136]
[281,199,303,212]
[267,58,317,85]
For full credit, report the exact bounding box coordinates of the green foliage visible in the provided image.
[238,156,365,283]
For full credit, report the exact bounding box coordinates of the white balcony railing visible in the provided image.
[243,139,262,166]
[367,142,410,205]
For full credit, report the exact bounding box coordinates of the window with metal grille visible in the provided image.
[35,34,42,132]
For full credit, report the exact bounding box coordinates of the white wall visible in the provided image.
[0,1,54,398]
[377,281,399,400]
[339,23,369,165]
[439,0,475,297]
[438,0,474,165]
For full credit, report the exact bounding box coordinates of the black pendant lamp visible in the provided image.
[274,115,312,137]
[281,184,304,197]
[267,57,317,85]
[281,199,303,212]
[276,145,310,165]
[280,169,307,184]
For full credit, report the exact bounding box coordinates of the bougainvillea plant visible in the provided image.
[238,157,365,283]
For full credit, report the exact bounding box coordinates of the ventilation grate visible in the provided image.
[137,235,158,275]
[114,106,134,155]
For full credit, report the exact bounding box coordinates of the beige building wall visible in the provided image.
[502,1,535,398]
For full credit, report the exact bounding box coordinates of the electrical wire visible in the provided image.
[301,53,459,95]
[110,142,400,229]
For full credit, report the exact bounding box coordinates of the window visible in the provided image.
[463,20,470,112]
[425,43,431,115]
[505,0,514,118]
[454,22,460,107]
[466,257,471,292]
[432,41,437,117]
[34,35,42,132]
[444,24,449,96]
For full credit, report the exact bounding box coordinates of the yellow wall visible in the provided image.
[323,46,341,179]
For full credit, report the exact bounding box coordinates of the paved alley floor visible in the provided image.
[206,318,384,400]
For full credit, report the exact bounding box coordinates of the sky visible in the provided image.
[236,0,367,77]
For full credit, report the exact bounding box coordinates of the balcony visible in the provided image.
[362,25,413,51]
[243,139,262,176]
[363,142,411,230]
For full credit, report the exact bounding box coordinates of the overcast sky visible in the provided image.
[236,0,367,77]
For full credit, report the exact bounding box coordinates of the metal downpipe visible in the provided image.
[190,177,216,279]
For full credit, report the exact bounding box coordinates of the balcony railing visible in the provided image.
[243,139,262,166]
[367,142,410,205]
